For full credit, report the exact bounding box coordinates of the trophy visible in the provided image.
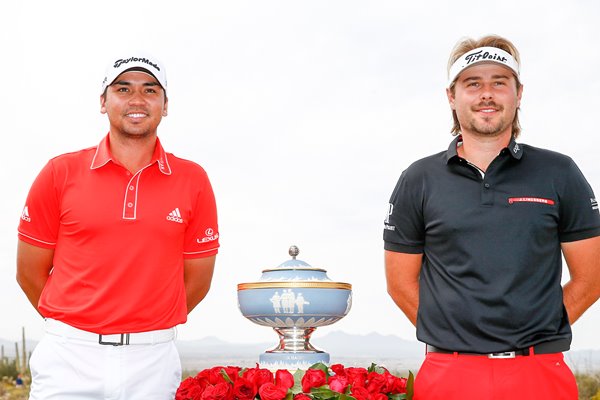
[237,246,352,370]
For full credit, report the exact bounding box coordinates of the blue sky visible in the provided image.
[1,0,599,351]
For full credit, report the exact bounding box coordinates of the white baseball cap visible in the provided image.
[101,53,167,94]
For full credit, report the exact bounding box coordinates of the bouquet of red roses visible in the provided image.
[176,363,413,400]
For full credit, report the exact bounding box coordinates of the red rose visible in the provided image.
[328,374,349,393]
[275,370,294,390]
[350,386,371,400]
[380,371,393,393]
[198,367,229,385]
[301,369,327,393]
[201,382,232,400]
[382,372,406,394]
[176,377,206,400]
[366,372,386,394]
[330,364,346,377]
[294,394,312,400]
[232,377,257,400]
[196,369,211,385]
[223,366,242,383]
[243,367,274,388]
[345,367,368,388]
[390,376,407,394]
[372,394,387,400]
[258,383,288,400]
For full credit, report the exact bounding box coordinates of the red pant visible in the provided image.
[414,351,578,400]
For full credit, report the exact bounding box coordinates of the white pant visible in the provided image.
[29,320,182,400]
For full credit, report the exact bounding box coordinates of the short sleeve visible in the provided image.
[558,159,600,242]
[183,169,220,258]
[383,168,425,253]
[17,160,61,248]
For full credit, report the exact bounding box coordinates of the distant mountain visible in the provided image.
[174,331,425,372]
[176,335,270,358]
[312,331,424,358]
[174,331,600,373]
[175,331,423,358]
[2,331,599,373]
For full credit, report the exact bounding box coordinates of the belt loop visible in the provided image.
[529,345,535,356]
[453,351,459,359]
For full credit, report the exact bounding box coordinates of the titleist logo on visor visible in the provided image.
[113,57,160,72]
[447,46,519,87]
[464,50,508,65]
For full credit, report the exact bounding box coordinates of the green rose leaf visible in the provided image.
[291,369,305,394]
[308,362,331,378]
[406,371,415,400]
[310,386,339,400]
[367,363,386,374]
[220,368,233,384]
[388,394,407,400]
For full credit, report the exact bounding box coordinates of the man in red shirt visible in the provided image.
[17,53,219,399]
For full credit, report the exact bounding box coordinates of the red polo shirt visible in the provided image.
[18,134,219,334]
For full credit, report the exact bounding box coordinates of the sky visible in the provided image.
[1,1,600,353]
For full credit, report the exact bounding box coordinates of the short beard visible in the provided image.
[464,102,511,137]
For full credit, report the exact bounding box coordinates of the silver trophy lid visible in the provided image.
[263,246,326,272]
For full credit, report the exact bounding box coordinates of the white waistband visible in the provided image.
[44,318,176,345]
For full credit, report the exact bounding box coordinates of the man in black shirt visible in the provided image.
[384,35,600,400]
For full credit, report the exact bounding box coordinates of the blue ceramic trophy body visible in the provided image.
[237,246,352,370]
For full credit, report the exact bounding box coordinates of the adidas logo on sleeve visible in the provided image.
[21,206,31,222]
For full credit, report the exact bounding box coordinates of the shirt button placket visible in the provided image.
[124,173,139,219]
[482,181,494,205]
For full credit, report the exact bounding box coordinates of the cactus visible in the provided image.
[21,327,27,373]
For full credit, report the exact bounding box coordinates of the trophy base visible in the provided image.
[259,351,330,372]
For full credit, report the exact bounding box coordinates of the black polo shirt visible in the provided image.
[384,136,600,353]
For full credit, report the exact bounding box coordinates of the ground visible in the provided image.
[0,382,28,400]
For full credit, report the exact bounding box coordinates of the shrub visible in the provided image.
[0,359,19,380]
[576,373,600,400]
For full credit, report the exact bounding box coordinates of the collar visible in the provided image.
[446,135,523,163]
[506,136,523,159]
[445,135,461,163]
[90,133,172,175]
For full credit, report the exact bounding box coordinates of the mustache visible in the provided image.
[473,101,503,111]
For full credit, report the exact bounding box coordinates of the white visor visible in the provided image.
[448,46,519,87]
